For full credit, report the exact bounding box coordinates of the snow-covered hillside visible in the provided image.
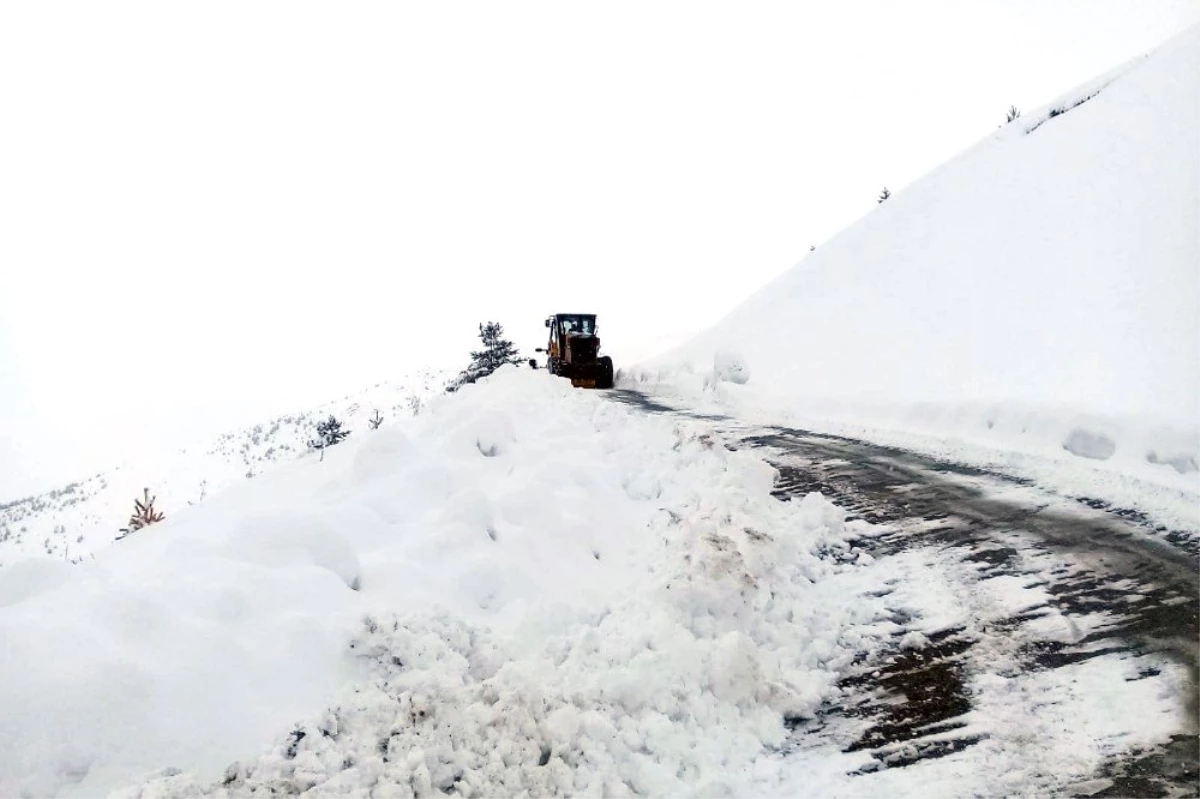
[631,28,1199,497]
[0,369,446,566]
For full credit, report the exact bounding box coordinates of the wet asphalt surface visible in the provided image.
[608,389,1199,797]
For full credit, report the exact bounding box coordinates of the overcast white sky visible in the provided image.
[2,1,1198,501]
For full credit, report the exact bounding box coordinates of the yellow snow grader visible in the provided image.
[537,314,615,389]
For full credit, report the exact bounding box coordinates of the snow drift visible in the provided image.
[632,27,1200,487]
[0,367,871,797]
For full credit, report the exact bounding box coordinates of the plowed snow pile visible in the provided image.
[2,370,1188,797]
[0,368,875,797]
[631,28,1200,496]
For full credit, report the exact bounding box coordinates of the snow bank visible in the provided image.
[637,28,1200,493]
[624,364,1200,534]
[0,367,873,797]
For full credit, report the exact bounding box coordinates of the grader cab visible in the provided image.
[537,314,615,389]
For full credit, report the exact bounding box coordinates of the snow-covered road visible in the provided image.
[610,389,1199,797]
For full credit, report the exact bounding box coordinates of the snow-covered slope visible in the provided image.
[0,369,445,565]
[632,28,1199,491]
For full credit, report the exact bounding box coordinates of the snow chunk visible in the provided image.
[899,630,931,650]
[1146,448,1198,474]
[712,351,750,385]
[708,632,763,706]
[351,427,416,484]
[1062,427,1117,461]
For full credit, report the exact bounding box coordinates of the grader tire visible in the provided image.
[598,356,615,389]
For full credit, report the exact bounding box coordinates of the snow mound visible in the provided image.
[710,351,751,387]
[0,368,870,798]
[1062,428,1117,462]
[634,27,1200,493]
[1146,449,1198,475]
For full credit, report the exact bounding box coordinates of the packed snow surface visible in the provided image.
[635,27,1200,493]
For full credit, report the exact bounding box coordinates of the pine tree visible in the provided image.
[878,187,891,204]
[447,321,523,391]
[308,415,350,460]
[1006,105,1021,123]
[117,488,165,539]
[368,410,384,430]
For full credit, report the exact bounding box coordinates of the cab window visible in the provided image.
[560,316,595,336]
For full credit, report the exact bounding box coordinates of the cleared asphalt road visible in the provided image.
[609,389,1199,797]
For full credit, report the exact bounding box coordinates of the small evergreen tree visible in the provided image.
[308,415,350,460]
[447,322,523,391]
[117,488,165,539]
[368,410,384,430]
[1006,105,1021,123]
[472,321,521,375]
[878,187,891,204]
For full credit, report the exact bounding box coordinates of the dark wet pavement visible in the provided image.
[607,389,1200,797]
